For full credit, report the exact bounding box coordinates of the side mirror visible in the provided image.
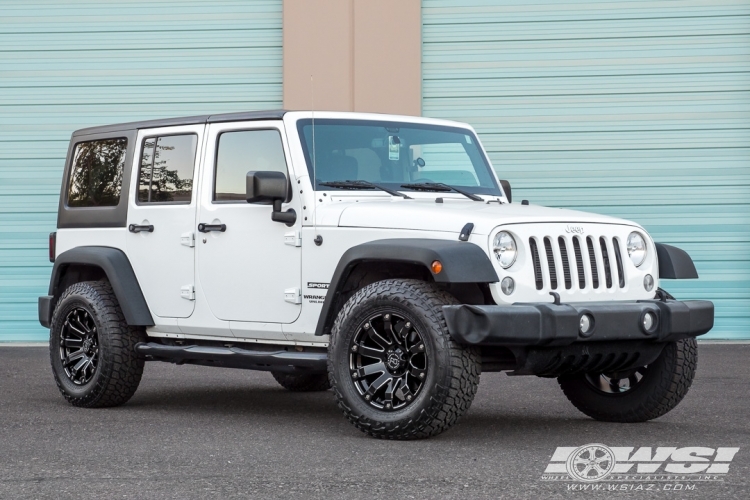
[246,171,296,226]
[499,179,512,203]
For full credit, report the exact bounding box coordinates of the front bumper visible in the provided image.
[443,299,713,347]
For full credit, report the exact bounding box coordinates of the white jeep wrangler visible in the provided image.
[40,111,713,439]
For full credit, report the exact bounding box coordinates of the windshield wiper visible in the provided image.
[319,180,412,199]
[400,182,483,202]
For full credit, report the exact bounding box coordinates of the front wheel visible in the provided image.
[558,338,697,422]
[328,279,481,440]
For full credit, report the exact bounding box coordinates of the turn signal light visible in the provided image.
[431,260,443,274]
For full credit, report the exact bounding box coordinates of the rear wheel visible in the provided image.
[558,338,697,422]
[49,280,145,408]
[328,279,480,439]
[271,372,330,392]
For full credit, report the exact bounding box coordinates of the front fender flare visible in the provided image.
[655,243,699,279]
[314,238,499,336]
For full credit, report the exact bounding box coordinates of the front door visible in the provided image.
[196,121,302,324]
[126,125,204,318]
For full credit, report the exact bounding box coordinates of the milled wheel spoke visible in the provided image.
[628,374,639,388]
[356,344,385,360]
[65,322,86,338]
[70,314,92,334]
[62,338,83,349]
[367,326,391,350]
[359,361,387,377]
[382,314,397,343]
[397,385,413,402]
[72,356,89,374]
[63,349,86,367]
[365,372,392,398]
[408,362,426,380]
[383,379,396,408]
[408,342,425,355]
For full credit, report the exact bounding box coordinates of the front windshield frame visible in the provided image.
[296,119,502,197]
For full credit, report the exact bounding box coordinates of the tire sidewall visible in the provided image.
[330,289,454,429]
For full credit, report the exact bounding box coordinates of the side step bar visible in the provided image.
[135,342,328,374]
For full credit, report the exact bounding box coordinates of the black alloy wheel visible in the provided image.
[349,310,427,411]
[59,307,100,385]
[584,366,648,394]
[328,279,481,439]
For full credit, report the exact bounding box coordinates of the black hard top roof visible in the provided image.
[72,110,288,137]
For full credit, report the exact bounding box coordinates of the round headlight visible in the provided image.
[493,231,517,269]
[627,232,647,267]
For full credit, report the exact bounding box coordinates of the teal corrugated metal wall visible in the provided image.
[423,0,750,339]
[0,0,282,341]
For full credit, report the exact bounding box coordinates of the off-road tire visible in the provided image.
[328,279,481,440]
[50,280,146,408]
[558,338,697,422]
[271,372,331,392]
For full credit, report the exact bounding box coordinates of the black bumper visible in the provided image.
[38,295,53,328]
[443,299,713,347]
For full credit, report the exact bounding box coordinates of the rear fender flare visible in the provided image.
[47,246,154,326]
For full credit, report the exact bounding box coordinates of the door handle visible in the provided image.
[129,224,154,233]
[198,223,226,233]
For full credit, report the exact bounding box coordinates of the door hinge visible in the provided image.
[181,285,195,301]
[180,231,195,248]
[284,230,302,247]
[284,287,302,304]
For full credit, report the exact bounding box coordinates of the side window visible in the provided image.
[137,134,197,203]
[67,138,127,207]
[215,129,288,202]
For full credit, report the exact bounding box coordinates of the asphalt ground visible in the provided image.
[0,344,748,499]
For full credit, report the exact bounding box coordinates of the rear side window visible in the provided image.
[67,138,127,207]
[137,134,197,203]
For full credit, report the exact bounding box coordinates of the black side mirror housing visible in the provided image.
[499,179,512,203]
[246,171,296,226]
[246,170,288,204]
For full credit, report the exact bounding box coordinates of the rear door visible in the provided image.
[126,125,204,319]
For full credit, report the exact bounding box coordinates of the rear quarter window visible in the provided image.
[67,138,128,207]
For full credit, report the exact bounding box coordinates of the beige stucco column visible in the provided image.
[283,0,421,116]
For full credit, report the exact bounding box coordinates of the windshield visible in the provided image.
[297,119,501,196]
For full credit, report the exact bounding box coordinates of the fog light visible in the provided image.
[500,276,515,295]
[644,274,654,292]
[579,314,594,336]
[642,311,657,333]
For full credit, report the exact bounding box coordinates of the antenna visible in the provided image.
[311,75,322,245]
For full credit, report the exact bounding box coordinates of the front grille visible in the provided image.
[527,235,626,292]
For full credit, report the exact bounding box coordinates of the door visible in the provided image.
[196,121,302,323]
[126,125,204,318]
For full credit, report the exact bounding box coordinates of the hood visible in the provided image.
[313,195,640,235]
